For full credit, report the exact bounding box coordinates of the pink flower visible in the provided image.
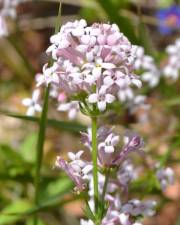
[58,101,79,120]
[98,133,119,153]
[88,86,115,111]
[43,20,142,112]
[55,152,92,192]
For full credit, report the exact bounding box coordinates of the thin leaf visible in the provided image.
[0,111,86,132]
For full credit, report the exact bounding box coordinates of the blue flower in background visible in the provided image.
[156,5,180,34]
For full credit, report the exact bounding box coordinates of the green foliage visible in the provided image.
[1,111,86,133]
[0,200,32,225]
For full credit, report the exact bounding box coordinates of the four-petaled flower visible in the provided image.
[22,89,42,116]
[88,86,115,111]
[98,133,119,153]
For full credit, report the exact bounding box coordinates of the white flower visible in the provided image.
[163,39,180,81]
[119,213,130,225]
[0,15,8,37]
[22,89,42,116]
[70,69,95,85]
[68,150,85,170]
[36,64,59,87]
[98,133,119,153]
[122,199,156,217]
[134,46,154,70]
[118,87,134,102]
[133,46,161,88]
[142,66,161,88]
[88,86,115,111]
[117,160,137,187]
[80,219,94,225]
[58,101,79,120]
[156,167,174,191]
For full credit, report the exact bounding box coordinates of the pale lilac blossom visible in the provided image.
[122,199,156,217]
[98,133,119,153]
[36,64,59,87]
[133,46,161,87]
[55,152,92,192]
[156,167,174,191]
[88,86,115,111]
[0,0,25,37]
[0,15,7,36]
[58,101,79,120]
[44,20,142,113]
[80,219,94,225]
[22,89,42,116]
[163,38,180,81]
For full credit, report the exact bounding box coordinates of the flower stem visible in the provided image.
[33,84,50,225]
[33,2,61,224]
[91,116,99,215]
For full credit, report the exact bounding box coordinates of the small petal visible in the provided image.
[32,89,40,102]
[101,62,116,69]
[105,94,115,103]
[104,145,114,153]
[92,67,102,78]
[22,98,32,106]
[98,101,106,111]
[88,94,98,103]
[68,152,76,160]
[58,103,70,111]
[26,107,35,116]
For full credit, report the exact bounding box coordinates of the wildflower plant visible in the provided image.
[29,17,174,225]
[0,0,178,224]
[17,2,179,225]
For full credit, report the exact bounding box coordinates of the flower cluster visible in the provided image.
[134,39,180,88]
[55,127,164,225]
[20,18,176,225]
[55,150,92,192]
[99,198,156,225]
[37,19,142,113]
[133,46,161,88]
[0,0,23,37]
[163,38,180,81]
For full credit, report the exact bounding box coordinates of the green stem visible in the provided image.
[102,170,110,201]
[33,85,50,225]
[33,2,62,224]
[91,117,99,215]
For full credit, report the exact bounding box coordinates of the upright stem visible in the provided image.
[34,85,50,225]
[33,2,61,224]
[91,116,99,214]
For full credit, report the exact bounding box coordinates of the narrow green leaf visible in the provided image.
[0,111,86,132]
